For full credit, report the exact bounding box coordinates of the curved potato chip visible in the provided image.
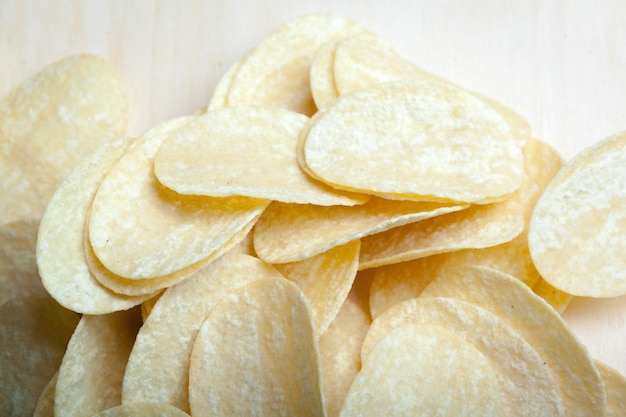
[88,115,269,279]
[275,239,360,336]
[595,360,626,417]
[206,59,242,110]
[310,40,339,109]
[55,308,142,417]
[33,371,57,417]
[188,278,324,417]
[362,297,564,416]
[341,324,504,417]
[226,14,369,115]
[37,137,155,314]
[529,131,626,297]
[154,106,366,205]
[253,199,466,264]
[122,254,283,412]
[303,79,524,203]
[421,265,606,416]
[0,54,127,225]
[92,403,190,417]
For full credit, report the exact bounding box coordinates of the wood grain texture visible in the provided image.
[1,0,624,375]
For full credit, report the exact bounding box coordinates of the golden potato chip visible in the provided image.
[154,106,367,205]
[188,278,324,417]
[529,131,626,297]
[55,308,142,417]
[206,59,242,110]
[37,137,156,314]
[253,198,466,264]
[226,14,369,115]
[0,54,127,225]
[303,79,525,203]
[340,324,504,417]
[319,273,372,417]
[88,115,269,279]
[33,371,57,417]
[0,219,49,306]
[310,41,339,110]
[0,296,79,417]
[421,265,606,416]
[122,254,283,412]
[595,360,626,417]
[362,297,564,416]
[92,403,190,417]
[532,278,574,314]
[274,239,360,336]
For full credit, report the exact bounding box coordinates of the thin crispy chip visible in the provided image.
[532,278,574,314]
[274,240,360,335]
[310,41,339,110]
[226,14,369,115]
[88,115,269,279]
[154,106,366,205]
[37,137,155,313]
[122,254,283,413]
[340,324,503,417]
[33,371,57,417]
[529,131,626,297]
[303,79,524,203]
[188,278,324,417]
[0,54,127,225]
[55,308,142,417]
[253,198,466,264]
[595,360,626,417]
[421,265,605,416]
[362,297,564,416]
[92,403,190,417]
[0,296,79,417]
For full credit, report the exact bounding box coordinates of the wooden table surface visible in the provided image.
[2,0,625,376]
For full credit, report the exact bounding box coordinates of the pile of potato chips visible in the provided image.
[1,13,625,417]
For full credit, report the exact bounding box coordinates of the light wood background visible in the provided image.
[2,0,625,376]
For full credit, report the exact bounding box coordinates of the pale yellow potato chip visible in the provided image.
[37,137,156,314]
[358,138,559,269]
[55,308,142,417]
[226,14,370,115]
[319,273,372,417]
[595,360,626,417]
[88,115,269,279]
[421,265,606,416]
[310,40,339,110]
[92,403,190,417]
[529,131,626,297]
[206,59,242,111]
[0,54,127,225]
[188,278,324,417]
[154,106,367,205]
[122,254,283,413]
[532,278,574,314]
[303,79,524,203]
[0,219,49,306]
[341,323,504,417]
[362,297,564,416]
[253,198,466,264]
[33,371,57,417]
[274,239,360,336]
[0,296,79,417]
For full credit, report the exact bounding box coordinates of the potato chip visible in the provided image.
[532,278,574,314]
[154,106,367,205]
[319,272,372,417]
[33,371,57,417]
[529,131,626,297]
[55,307,142,417]
[362,297,564,416]
[0,296,79,417]
[92,403,190,417]
[88,115,269,279]
[274,239,360,336]
[140,291,163,322]
[253,198,466,264]
[206,59,242,111]
[188,278,324,417]
[310,41,339,110]
[0,219,49,306]
[595,360,626,417]
[226,14,369,115]
[421,265,606,416]
[303,79,525,203]
[122,254,283,412]
[340,323,503,417]
[0,54,127,225]
[37,137,156,314]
